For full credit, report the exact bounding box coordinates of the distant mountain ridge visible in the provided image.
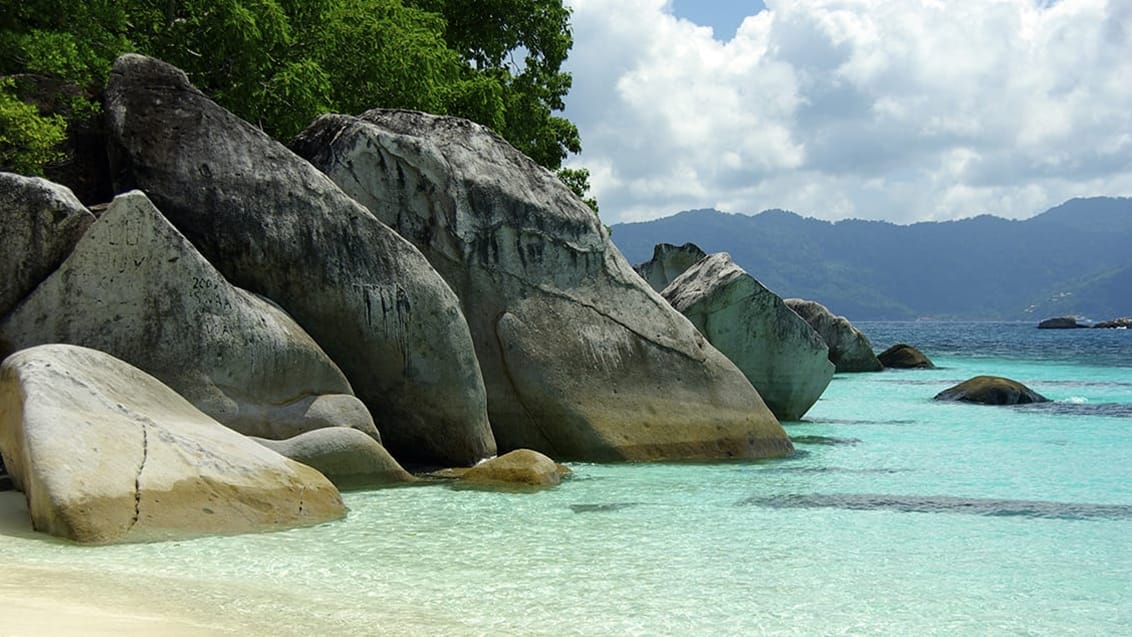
[610,197,1132,321]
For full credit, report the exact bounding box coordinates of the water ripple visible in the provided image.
[739,493,1132,520]
[789,435,863,446]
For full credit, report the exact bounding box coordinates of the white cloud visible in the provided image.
[563,0,1132,224]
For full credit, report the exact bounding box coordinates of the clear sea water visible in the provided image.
[2,321,1130,635]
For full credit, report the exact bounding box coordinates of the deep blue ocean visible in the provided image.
[2,321,1129,635]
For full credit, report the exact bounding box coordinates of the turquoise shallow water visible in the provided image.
[2,322,1130,635]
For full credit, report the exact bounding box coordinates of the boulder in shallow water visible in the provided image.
[877,343,936,369]
[933,375,1049,405]
[0,173,94,321]
[461,449,571,488]
[784,299,883,373]
[292,109,791,462]
[252,428,414,489]
[0,344,345,544]
[1038,316,1087,329]
[634,242,708,292]
[105,54,493,466]
[661,253,833,420]
[0,191,377,441]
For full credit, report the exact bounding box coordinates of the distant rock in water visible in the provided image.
[933,376,1049,405]
[662,252,833,421]
[634,242,707,292]
[785,299,883,372]
[1038,316,1088,329]
[293,109,792,462]
[1094,317,1132,329]
[877,343,936,369]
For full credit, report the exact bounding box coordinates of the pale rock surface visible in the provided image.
[662,253,833,420]
[0,344,344,544]
[293,110,792,462]
[0,191,377,440]
[461,449,571,487]
[0,173,94,320]
[104,54,493,465]
[634,242,707,292]
[253,428,414,489]
[784,299,883,373]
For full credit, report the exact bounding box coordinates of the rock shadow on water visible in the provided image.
[569,502,642,514]
[789,435,862,446]
[805,418,917,426]
[738,493,1132,521]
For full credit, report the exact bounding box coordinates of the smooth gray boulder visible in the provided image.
[0,173,94,321]
[933,375,1049,405]
[253,428,414,490]
[105,54,493,466]
[662,253,833,420]
[293,110,792,462]
[1095,317,1132,329]
[0,191,377,441]
[0,344,345,544]
[877,343,935,369]
[634,242,707,292]
[785,299,883,372]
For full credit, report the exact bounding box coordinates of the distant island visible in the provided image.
[611,197,1132,321]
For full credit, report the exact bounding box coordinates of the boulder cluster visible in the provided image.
[1,55,806,543]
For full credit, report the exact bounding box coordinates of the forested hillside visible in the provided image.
[612,197,1132,321]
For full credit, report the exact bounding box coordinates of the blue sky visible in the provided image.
[670,1,767,41]
[562,0,1132,225]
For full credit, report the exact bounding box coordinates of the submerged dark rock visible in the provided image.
[933,375,1049,405]
[740,493,1132,521]
[877,343,936,369]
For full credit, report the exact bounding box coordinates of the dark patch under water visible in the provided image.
[751,466,911,475]
[1016,401,1132,418]
[790,435,863,446]
[739,493,1132,521]
[570,502,640,514]
[805,418,917,426]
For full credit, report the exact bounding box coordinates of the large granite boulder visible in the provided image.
[933,376,1049,405]
[0,173,95,321]
[1038,316,1087,329]
[877,343,935,369]
[634,242,707,292]
[662,253,833,420]
[253,428,414,490]
[0,191,376,441]
[293,110,792,461]
[0,344,345,544]
[784,299,883,372]
[104,54,493,465]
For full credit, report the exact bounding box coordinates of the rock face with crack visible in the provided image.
[0,344,345,544]
[293,110,792,461]
[0,173,94,320]
[0,191,377,441]
[634,242,708,292]
[104,54,493,465]
[785,299,883,373]
[662,253,833,421]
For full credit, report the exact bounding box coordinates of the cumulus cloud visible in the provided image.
[562,0,1132,223]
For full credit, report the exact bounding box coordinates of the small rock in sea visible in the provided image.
[1094,317,1132,329]
[933,376,1049,405]
[877,343,935,369]
[461,449,572,489]
[1038,316,1087,329]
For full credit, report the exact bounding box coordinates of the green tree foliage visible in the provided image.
[0,78,67,174]
[0,0,594,196]
[557,166,598,215]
